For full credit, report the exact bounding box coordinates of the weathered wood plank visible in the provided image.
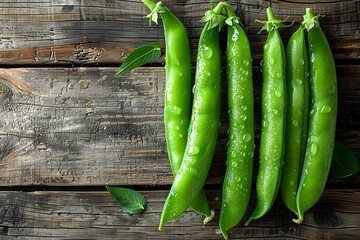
[0,0,357,65]
[0,189,358,239]
[0,66,358,186]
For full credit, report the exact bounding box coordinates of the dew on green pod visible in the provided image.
[262,120,268,128]
[203,46,213,59]
[172,105,182,115]
[230,150,237,158]
[275,90,282,98]
[296,78,303,85]
[234,176,241,182]
[320,105,332,114]
[269,58,275,65]
[231,161,238,168]
[311,142,318,156]
[188,145,200,156]
[242,134,252,143]
[292,119,299,126]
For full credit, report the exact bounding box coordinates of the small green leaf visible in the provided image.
[151,11,159,25]
[330,141,359,178]
[116,42,161,76]
[106,186,147,214]
[201,10,216,23]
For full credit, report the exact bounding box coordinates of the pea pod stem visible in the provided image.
[158,1,225,231]
[142,0,213,223]
[219,3,254,239]
[294,8,337,224]
[246,7,287,225]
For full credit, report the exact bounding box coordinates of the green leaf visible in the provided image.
[106,186,147,214]
[151,11,159,25]
[116,42,161,76]
[330,141,359,178]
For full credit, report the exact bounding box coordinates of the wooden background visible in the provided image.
[0,0,358,239]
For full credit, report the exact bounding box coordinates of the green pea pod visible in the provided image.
[142,0,211,219]
[219,4,254,239]
[294,8,337,224]
[158,1,226,231]
[246,7,287,225]
[281,25,309,215]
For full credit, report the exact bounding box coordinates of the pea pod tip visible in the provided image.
[292,217,303,224]
[203,209,215,224]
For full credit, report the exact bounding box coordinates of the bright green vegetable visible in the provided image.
[158,1,225,230]
[219,3,254,239]
[294,8,337,224]
[280,25,309,215]
[246,7,287,225]
[142,0,212,220]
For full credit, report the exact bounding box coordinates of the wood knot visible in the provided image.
[0,84,13,107]
[313,208,344,227]
[0,69,32,106]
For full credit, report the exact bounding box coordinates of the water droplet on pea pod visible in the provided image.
[205,71,211,77]
[172,105,182,115]
[240,115,247,121]
[231,161,238,168]
[262,120,268,128]
[203,46,213,59]
[269,58,275,65]
[296,78,303,85]
[188,145,200,156]
[242,134,251,143]
[272,109,279,115]
[311,143,318,156]
[321,105,332,113]
[275,90,282,98]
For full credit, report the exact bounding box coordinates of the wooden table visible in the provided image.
[0,1,358,239]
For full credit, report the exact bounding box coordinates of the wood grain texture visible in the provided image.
[0,66,358,186]
[0,189,358,239]
[0,0,357,65]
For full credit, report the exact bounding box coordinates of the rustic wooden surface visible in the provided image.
[0,0,358,239]
[0,190,358,240]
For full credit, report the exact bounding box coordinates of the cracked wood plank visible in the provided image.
[0,189,358,239]
[0,66,358,186]
[0,0,357,65]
